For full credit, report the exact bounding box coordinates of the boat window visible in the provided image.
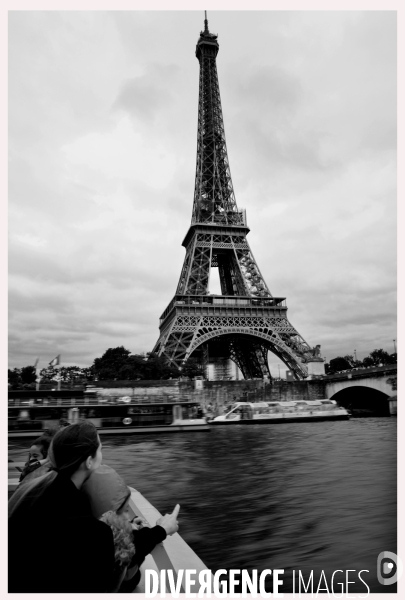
[29,408,54,420]
[225,408,241,419]
[98,404,176,427]
[182,405,199,419]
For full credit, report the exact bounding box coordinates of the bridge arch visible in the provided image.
[330,385,390,417]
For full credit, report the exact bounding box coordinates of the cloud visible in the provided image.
[8,11,396,370]
[113,64,180,122]
[61,116,177,189]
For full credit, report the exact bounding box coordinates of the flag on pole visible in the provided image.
[34,358,41,390]
[49,355,61,367]
[34,358,41,377]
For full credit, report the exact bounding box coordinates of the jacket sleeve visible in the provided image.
[93,521,117,592]
[68,517,117,593]
[132,525,167,562]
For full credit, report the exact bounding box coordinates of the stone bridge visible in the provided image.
[324,364,397,416]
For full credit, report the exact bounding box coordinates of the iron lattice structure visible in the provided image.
[152,17,322,380]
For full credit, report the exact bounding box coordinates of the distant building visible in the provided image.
[207,358,242,380]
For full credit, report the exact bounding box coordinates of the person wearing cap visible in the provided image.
[82,464,180,592]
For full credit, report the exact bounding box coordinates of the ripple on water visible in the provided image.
[9,418,396,592]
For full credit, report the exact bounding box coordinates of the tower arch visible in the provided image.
[185,330,308,380]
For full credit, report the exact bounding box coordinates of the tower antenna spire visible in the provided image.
[204,10,209,33]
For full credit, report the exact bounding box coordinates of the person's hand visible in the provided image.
[156,504,180,536]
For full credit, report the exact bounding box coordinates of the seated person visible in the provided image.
[19,434,53,482]
[82,464,180,592]
[9,422,116,593]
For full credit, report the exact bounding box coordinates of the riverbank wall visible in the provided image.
[88,379,327,415]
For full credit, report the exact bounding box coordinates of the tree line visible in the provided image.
[324,348,397,375]
[8,346,397,389]
[8,346,203,389]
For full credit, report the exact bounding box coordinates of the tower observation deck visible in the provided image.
[152,15,323,380]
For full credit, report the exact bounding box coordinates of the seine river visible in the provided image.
[9,417,396,593]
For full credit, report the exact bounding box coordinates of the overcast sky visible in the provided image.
[8,10,397,374]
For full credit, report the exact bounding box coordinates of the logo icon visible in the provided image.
[377,551,403,585]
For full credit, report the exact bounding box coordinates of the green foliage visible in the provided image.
[92,346,132,380]
[38,365,95,384]
[325,348,396,374]
[38,366,57,382]
[20,365,37,384]
[60,366,94,383]
[8,368,22,388]
[325,356,353,374]
[142,353,181,380]
[91,347,181,380]
[9,343,396,386]
[181,357,204,379]
[8,365,37,388]
[362,348,394,367]
[9,364,95,388]
[9,349,185,387]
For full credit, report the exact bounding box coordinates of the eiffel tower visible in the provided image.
[152,14,323,380]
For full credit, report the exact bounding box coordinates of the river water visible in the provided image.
[9,417,397,593]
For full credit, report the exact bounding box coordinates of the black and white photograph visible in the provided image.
[8,7,398,596]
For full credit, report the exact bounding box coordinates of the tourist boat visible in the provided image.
[8,466,210,592]
[210,399,350,424]
[8,390,209,438]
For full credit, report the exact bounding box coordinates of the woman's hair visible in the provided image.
[31,434,53,459]
[48,421,99,477]
[99,511,135,566]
